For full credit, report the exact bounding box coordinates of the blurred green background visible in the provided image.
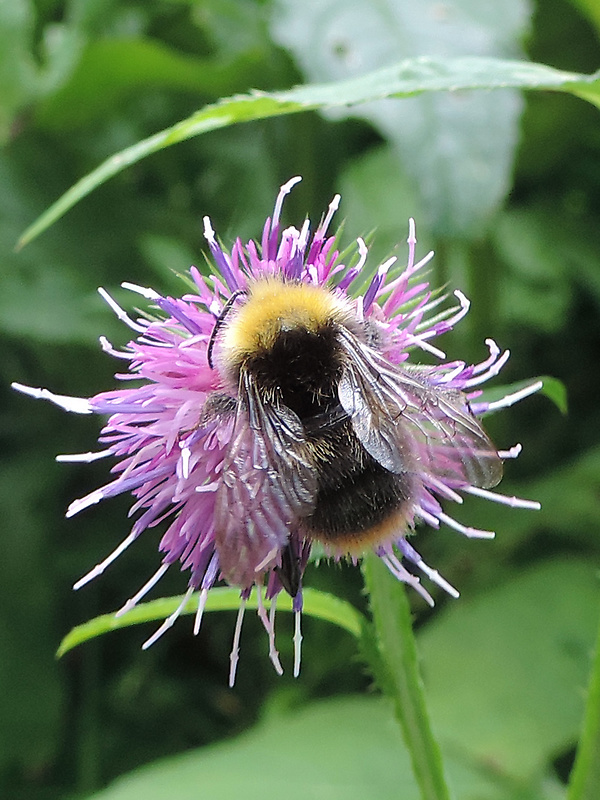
[2,1,600,798]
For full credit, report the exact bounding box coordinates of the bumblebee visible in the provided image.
[204,275,502,595]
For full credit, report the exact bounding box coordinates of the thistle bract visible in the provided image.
[13,177,540,684]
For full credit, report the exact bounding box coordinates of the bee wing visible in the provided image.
[337,328,502,489]
[337,345,414,475]
[214,372,316,587]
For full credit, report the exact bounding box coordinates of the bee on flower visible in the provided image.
[13,177,540,685]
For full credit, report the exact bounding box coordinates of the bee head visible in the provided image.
[214,277,351,378]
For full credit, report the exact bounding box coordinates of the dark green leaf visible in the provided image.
[36,38,266,130]
[566,0,600,33]
[0,0,39,143]
[0,457,64,773]
[522,448,600,546]
[80,695,567,800]
[494,204,600,318]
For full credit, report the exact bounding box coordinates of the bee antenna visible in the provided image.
[207,289,247,369]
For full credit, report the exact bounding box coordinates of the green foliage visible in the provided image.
[84,697,421,800]
[567,615,600,800]
[80,559,597,800]
[57,586,366,657]
[3,0,600,798]
[362,554,451,800]
[16,57,600,249]
[420,559,600,780]
[272,0,531,237]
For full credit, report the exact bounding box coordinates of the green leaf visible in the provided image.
[36,38,266,130]
[0,457,65,773]
[536,375,568,414]
[493,207,573,332]
[419,559,600,779]
[480,376,567,414]
[271,0,529,236]
[362,553,452,800]
[0,148,140,344]
[337,146,431,270]
[0,0,39,143]
[83,696,420,800]
[527,448,600,546]
[567,614,600,800]
[566,0,600,33]
[17,56,600,249]
[493,203,600,324]
[0,2,85,144]
[462,446,600,558]
[57,587,365,657]
[80,695,566,800]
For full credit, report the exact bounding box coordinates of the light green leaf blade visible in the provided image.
[567,0,600,33]
[567,613,600,800]
[535,375,568,413]
[17,57,600,249]
[362,553,452,800]
[80,695,565,800]
[57,587,365,657]
[83,697,419,800]
[419,559,600,779]
[480,375,567,414]
[272,0,529,237]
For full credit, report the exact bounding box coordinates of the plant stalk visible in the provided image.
[362,553,452,800]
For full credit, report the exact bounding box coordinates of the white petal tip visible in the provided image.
[121,281,159,300]
[73,575,93,591]
[203,216,215,242]
[66,491,104,518]
[281,176,302,193]
[11,383,92,414]
[115,602,135,618]
[472,530,496,540]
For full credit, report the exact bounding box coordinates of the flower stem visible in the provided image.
[362,552,452,800]
[567,610,600,800]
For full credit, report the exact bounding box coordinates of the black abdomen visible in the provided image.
[303,415,413,545]
[247,322,414,546]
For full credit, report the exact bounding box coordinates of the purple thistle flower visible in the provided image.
[13,177,541,685]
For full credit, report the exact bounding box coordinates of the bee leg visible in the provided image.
[275,539,301,598]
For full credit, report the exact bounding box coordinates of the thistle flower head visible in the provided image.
[13,177,540,684]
